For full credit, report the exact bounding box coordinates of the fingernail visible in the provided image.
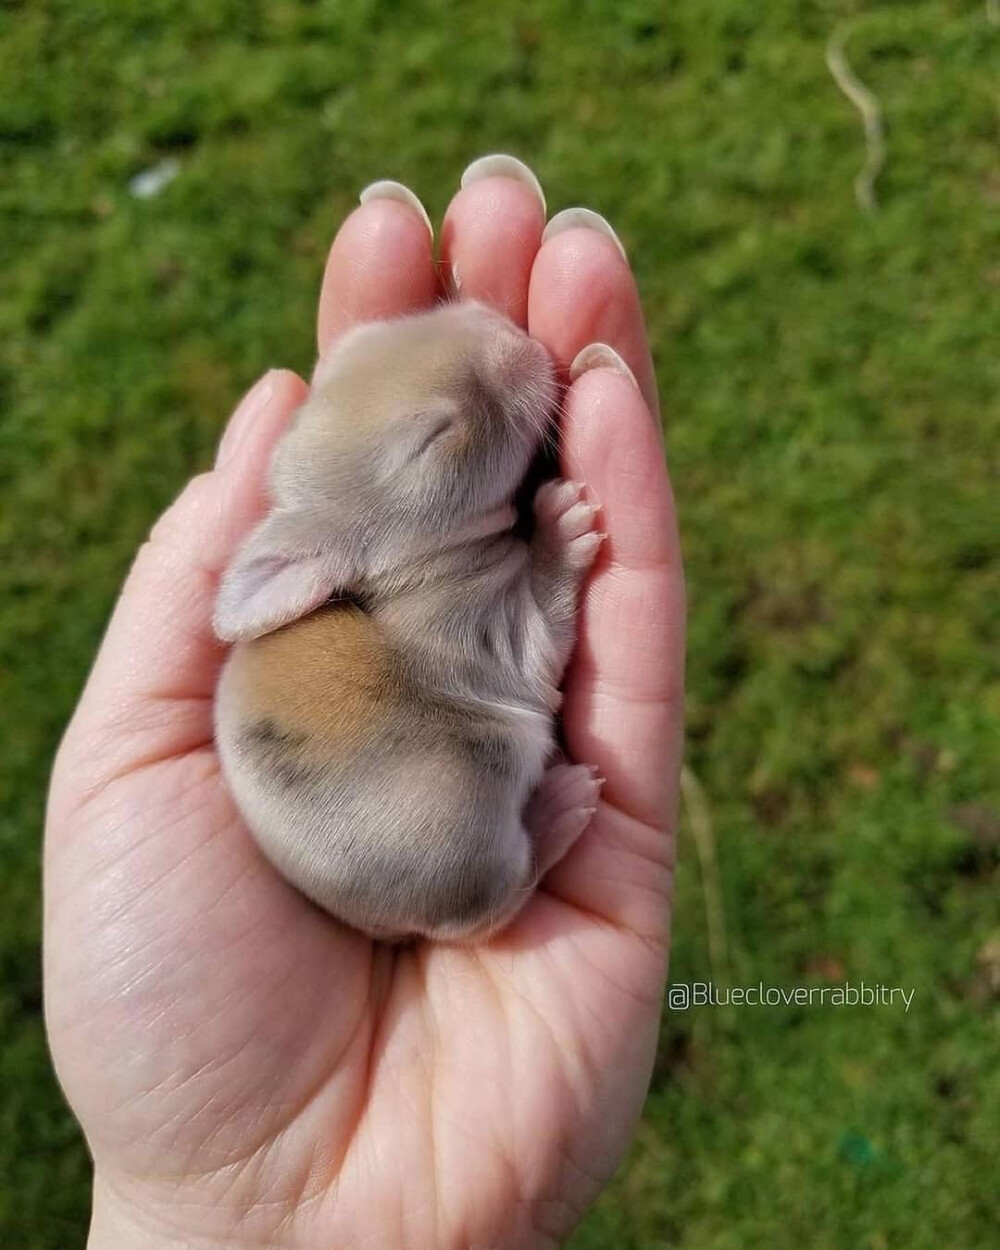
[358,179,434,239]
[542,207,627,262]
[460,153,546,215]
[447,259,462,297]
[569,343,639,388]
[216,371,278,468]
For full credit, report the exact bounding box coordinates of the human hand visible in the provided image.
[44,157,685,1249]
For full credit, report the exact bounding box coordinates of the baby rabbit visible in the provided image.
[214,300,603,942]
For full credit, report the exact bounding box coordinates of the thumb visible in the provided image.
[53,369,308,803]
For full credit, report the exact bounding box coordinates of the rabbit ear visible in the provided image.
[213,510,355,643]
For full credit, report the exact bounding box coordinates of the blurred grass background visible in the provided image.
[2,0,999,1245]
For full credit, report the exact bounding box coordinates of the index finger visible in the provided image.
[560,366,685,832]
[526,219,685,832]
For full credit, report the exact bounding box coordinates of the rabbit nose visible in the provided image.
[495,325,553,389]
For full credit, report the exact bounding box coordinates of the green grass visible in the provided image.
[2,0,998,1245]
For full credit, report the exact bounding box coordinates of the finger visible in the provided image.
[438,155,547,327]
[543,365,685,935]
[317,186,439,354]
[528,215,660,419]
[563,365,685,827]
[58,370,309,785]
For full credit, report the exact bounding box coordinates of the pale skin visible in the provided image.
[44,167,686,1248]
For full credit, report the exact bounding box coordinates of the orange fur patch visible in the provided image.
[225,603,394,752]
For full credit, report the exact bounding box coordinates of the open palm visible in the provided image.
[44,162,685,1249]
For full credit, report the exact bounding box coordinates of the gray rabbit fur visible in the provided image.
[214,301,603,942]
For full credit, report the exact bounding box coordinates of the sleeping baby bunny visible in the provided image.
[213,300,603,942]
